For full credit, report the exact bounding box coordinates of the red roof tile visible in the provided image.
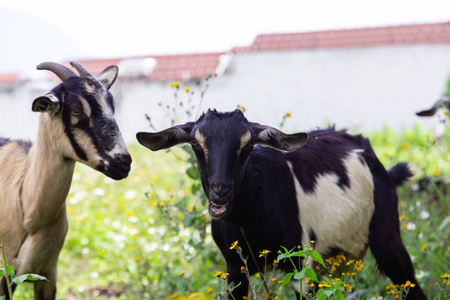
[244,22,450,52]
[0,74,18,83]
[1,22,450,85]
[58,52,225,82]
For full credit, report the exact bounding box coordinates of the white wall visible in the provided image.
[2,43,450,144]
[203,44,450,133]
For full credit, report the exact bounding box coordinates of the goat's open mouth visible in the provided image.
[209,202,230,220]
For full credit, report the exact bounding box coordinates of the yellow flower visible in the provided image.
[157,101,162,106]
[230,240,238,250]
[271,278,277,282]
[259,249,271,257]
[184,87,191,93]
[382,152,388,157]
[399,214,406,222]
[343,283,352,291]
[310,240,315,244]
[444,109,449,115]
[285,112,292,117]
[133,256,141,262]
[401,143,408,149]
[150,199,158,207]
[354,260,364,271]
[159,202,166,207]
[170,81,180,88]
[346,259,355,266]
[434,170,441,176]
[178,271,184,276]
[421,243,427,251]
[310,283,315,288]
[206,287,213,293]
[213,271,222,278]
[241,266,245,271]
[125,209,134,217]
[255,273,261,278]
[67,207,75,214]
[222,272,229,279]
[239,105,246,112]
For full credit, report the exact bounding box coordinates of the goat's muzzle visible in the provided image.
[209,183,232,220]
[100,153,132,180]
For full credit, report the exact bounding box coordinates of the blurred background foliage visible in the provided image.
[11,79,450,299]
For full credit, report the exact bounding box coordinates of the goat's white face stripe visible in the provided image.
[195,129,208,162]
[237,130,251,157]
[288,149,375,258]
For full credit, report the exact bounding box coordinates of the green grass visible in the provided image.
[12,124,450,300]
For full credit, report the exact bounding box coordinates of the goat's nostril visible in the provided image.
[212,184,231,197]
[118,153,132,165]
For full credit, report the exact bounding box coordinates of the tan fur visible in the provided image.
[195,129,208,162]
[0,114,76,299]
[237,130,251,157]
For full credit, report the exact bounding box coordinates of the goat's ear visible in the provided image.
[32,93,60,115]
[251,123,308,152]
[97,65,119,90]
[416,99,450,117]
[136,122,195,151]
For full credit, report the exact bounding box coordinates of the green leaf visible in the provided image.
[186,166,200,180]
[315,289,327,300]
[288,250,308,258]
[439,216,450,231]
[310,250,326,267]
[304,268,318,282]
[1,295,5,300]
[324,287,338,297]
[183,213,196,228]
[334,289,345,300]
[12,273,48,285]
[6,265,14,276]
[293,269,306,280]
[282,272,294,288]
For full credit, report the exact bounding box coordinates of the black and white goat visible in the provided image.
[137,109,426,300]
[0,61,131,299]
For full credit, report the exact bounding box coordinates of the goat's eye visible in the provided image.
[71,110,82,116]
[191,140,199,146]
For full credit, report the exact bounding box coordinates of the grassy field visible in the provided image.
[11,123,450,300]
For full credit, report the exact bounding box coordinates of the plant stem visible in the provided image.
[0,244,13,299]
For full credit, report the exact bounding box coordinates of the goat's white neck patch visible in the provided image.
[288,149,375,258]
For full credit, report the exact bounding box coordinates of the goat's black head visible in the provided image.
[137,109,308,220]
[32,61,132,180]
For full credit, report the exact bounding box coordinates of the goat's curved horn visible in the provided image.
[70,61,92,77]
[36,62,77,81]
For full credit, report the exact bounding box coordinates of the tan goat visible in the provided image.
[0,61,132,299]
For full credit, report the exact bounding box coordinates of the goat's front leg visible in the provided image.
[0,276,17,300]
[33,276,57,300]
[227,271,249,300]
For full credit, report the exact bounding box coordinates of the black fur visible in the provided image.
[0,137,32,153]
[196,112,425,300]
[137,110,426,300]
